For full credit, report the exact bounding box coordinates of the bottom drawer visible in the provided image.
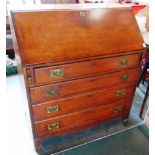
[34,99,131,138]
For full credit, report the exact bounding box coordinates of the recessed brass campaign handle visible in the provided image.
[49,68,64,78]
[119,60,128,67]
[116,89,126,96]
[114,106,123,112]
[45,89,57,96]
[47,105,59,114]
[120,74,128,81]
[48,123,59,130]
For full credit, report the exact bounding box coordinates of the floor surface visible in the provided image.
[56,125,149,155]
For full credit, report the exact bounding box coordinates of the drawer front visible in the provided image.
[32,83,136,121]
[34,53,140,85]
[30,68,139,104]
[34,99,131,138]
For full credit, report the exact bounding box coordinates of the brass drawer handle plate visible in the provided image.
[119,60,128,67]
[120,74,128,81]
[116,89,126,96]
[45,89,57,96]
[47,105,59,113]
[80,12,85,17]
[49,68,64,78]
[114,106,123,112]
[48,123,59,130]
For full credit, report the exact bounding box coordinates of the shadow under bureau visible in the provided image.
[10,4,144,152]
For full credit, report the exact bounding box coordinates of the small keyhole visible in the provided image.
[80,12,85,17]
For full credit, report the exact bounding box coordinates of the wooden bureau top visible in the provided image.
[10,5,144,65]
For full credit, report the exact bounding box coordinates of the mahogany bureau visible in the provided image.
[10,4,144,152]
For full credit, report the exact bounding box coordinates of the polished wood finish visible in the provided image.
[10,5,144,152]
[34,99,131,138]
[32,83,136,121]
[34,53,140,85]
[30,69,139,104]
[11,7,143,65]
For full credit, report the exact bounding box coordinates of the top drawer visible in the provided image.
[11,7,144,65]
[33,53,140,85]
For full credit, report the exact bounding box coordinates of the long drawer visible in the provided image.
[34,99,131,138]
[30,68,139,104]
[32,83,136,121]
[33,53,140,85]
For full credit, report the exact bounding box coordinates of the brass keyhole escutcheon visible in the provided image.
[80,12,85,17]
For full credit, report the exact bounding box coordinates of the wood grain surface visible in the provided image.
[33,53,140,85]
[30,68,139,104]
[32,83,136,121]
[12,7,144,65]
[34,98,131,138]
